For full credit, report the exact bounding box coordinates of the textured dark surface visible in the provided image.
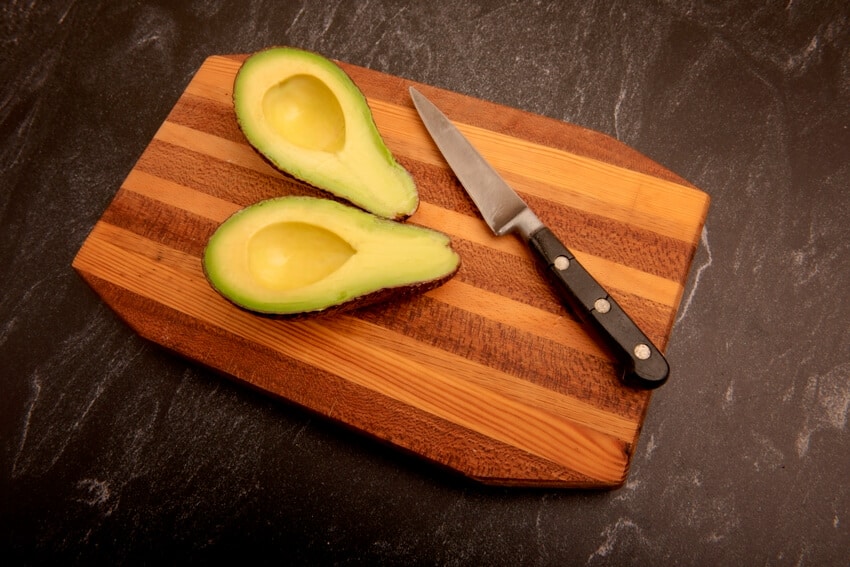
[2,1,848,564]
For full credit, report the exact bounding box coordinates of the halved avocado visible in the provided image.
[203,196,460,316]
[233,47,418,220]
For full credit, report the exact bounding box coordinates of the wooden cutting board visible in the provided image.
[72,54,709,488]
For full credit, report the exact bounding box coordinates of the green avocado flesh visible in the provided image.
[203,197,460,316]
[234,47,419,220]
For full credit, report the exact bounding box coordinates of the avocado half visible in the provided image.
[233,47,418,220]
[203,196,460,316]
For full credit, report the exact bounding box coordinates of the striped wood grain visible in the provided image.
[72,54,710,487]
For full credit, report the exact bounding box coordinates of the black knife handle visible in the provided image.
[527,227,669,389]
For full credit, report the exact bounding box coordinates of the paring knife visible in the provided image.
[409,87,669,389]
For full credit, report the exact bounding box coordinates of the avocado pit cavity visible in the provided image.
[261,74,345,152]
[247,221,355,291]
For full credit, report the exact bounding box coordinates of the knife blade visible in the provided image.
[409,87,669,389]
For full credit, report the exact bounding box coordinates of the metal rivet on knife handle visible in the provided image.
[554,255,570,270]
[634,344,651,360]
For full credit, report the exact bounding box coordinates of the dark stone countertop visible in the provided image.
[2,1,848,564]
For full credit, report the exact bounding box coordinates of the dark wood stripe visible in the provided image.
[136,139,327,206]
[165,91,245,144]
[100,188,217,259]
